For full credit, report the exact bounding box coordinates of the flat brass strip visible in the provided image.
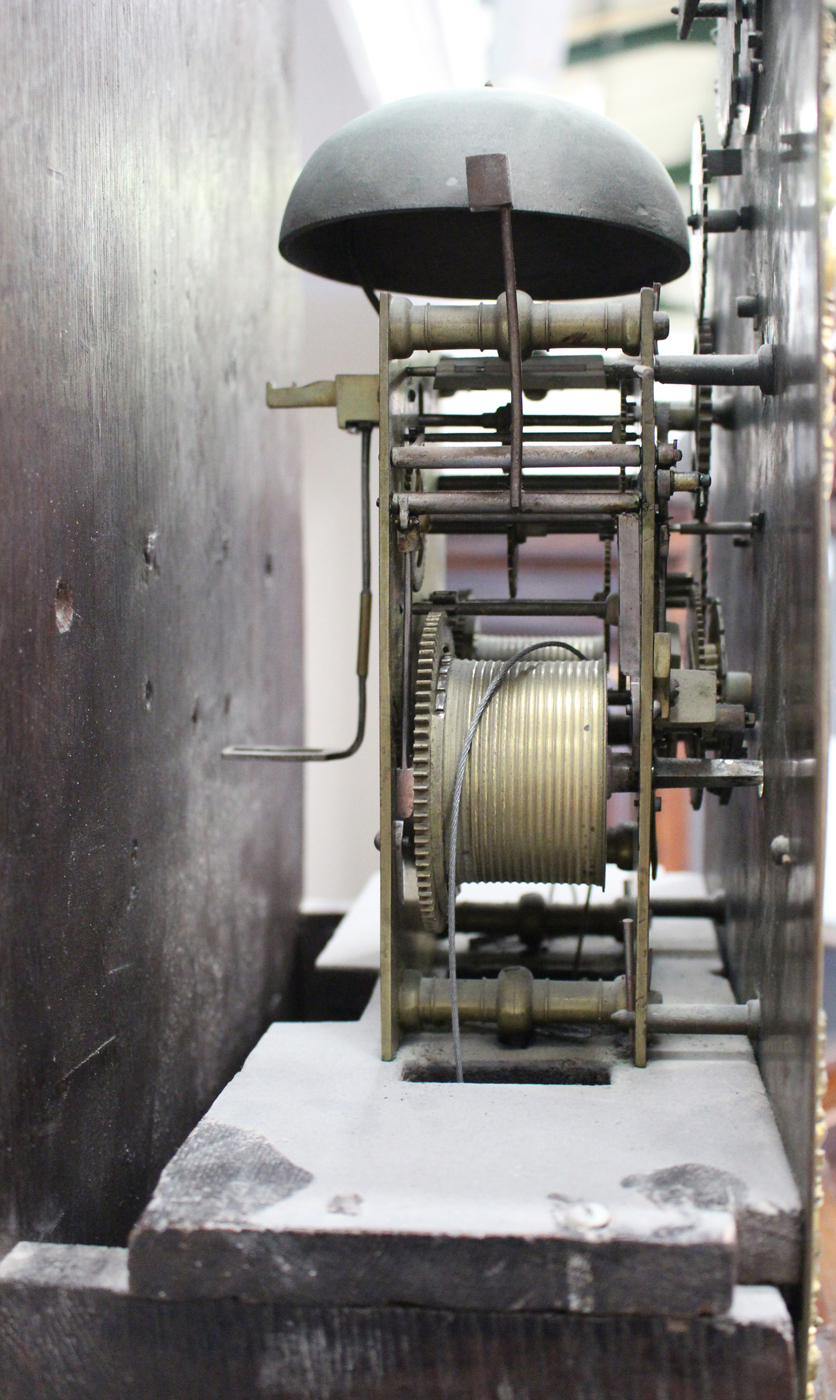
[634,288,657,1069]
[379,294,398,1061]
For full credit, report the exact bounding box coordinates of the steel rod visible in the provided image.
[395,490,641,516]
[413,598,609,617]
[654,757,763,787]
[612,1001,761,1038]
[437,473,639,492]
[411,413,628,428]
[393,443,642,470]
[428,352,776,396]
[671,521,755,535]
[425,516,620,534]
[433,356,611,394]
[416,432,617,445]
[453,892,726,938]
[653,346,774,390]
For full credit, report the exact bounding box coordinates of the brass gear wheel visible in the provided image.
[716,0,762,143]
[695,317,713,480]
[413,609,455,933]
[693,319,713,668]
[690,116,710,323]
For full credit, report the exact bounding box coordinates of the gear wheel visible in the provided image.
[693,319,713,669]
[413,609,455,933]
[716,0,762,143]
[715,0,742,145]
[695,317,713,480]
[689,116,710,323]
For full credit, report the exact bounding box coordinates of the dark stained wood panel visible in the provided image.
[0,0,302,1246]
[704,0,826,1368]
[0,1246,798,1400]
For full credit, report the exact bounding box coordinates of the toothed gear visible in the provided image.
[715,0,743,146]
[716,0,761,142]
[413,609,455,933]
[693,319,713,669]
[695,317,713,481]
[690,116,710,322]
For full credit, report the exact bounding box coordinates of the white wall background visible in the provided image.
[292,0,381,908]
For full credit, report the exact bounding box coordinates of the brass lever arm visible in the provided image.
[266,375,378,427]
[265,379,336,409]
[223,424,374,763]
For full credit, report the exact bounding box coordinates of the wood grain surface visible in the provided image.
[705,0,825,1377]
[0,1246,798,1400]
[0,0,303,1247]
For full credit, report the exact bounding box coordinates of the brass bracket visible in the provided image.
[634,286,658,1068]
[653,630,672,718]
[265,373,379,428]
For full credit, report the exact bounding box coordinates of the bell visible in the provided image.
[280,89,689,301]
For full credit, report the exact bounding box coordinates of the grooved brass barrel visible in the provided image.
[471,633,604,662]
[414,641,607,930]
[414,614,607,929]
[444,656,606,885]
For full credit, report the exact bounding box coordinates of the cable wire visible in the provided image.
[446,637,587,1082]
[323,422,373,760]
